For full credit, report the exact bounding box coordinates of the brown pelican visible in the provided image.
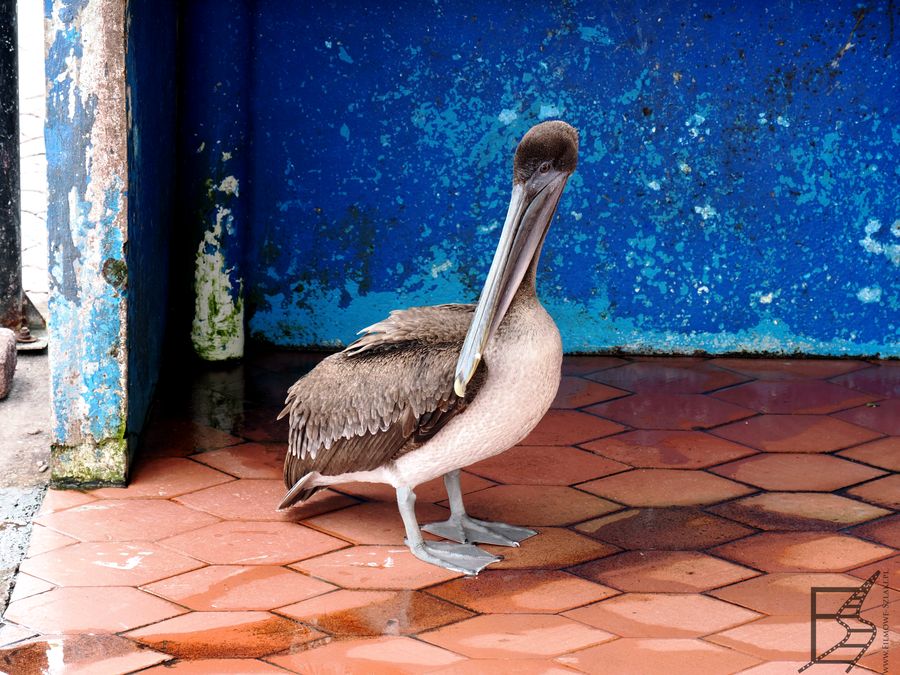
[279,120,579,574]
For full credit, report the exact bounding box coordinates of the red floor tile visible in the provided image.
[579,468,753,506]
[711,358,869,380]
[428,569,617,614]
[0,635,171,675]
[429,658,580,675]
[837,436,900,471]
[582,429,755,468]
[142,565,337,611]
[709,492,891,530]
[551,375,628,408]
[848,554,900,591]
[706,615,815,660]
[570,550,759,593]
[521,410,626,445]
[160,520,347,565]
[420,613,614,658]
[0,622,36,649]
[711,414,882,453]
[336,471,494,503]
[713,380,877,414]
[467,445,628,485]
[480,527,619,570]
[452,484,621,526]
[831,363,900,398]
[89,457,234,499]
[142,659,287,674]
[851,513,900,549]
[34,489,95,516]
[144,418,243,457]
[710,453,886,491]
[303,500,449,545]
[277,589,473,636]
[8,573,54,603]
[709,572,869,615]
[587,360,748,393]
[23,524,78,558]
[561,356,628,376]
[846,474,900,510]
[191,442,285,479]
[834,396,900,433]
[587,393,754,430]
[711,532,893,572]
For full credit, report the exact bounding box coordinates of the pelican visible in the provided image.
[279,120,579,574]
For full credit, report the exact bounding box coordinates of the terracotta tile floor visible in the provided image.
[2,354,897,674]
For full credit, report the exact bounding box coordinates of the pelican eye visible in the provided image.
[539,161,551,173]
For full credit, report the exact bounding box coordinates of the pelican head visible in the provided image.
[454,120,579,396]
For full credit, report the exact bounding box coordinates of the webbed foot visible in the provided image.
[423,515,537,547]
[407,539,501,575]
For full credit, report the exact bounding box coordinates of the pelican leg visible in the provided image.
[396,485,499,576]
[422,470,538,547]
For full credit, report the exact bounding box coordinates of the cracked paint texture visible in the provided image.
[233,1,899,355]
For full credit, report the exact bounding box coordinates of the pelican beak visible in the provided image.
[454,171,569,396]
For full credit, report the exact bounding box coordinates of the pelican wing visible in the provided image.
[279,304,485,506]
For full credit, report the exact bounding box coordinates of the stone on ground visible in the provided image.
[0,328,16,399]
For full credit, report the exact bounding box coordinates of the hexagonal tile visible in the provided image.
[8,573,54,603]
[579,469,753,507]
[35,489,96,516]
[302,500,449,545]
[142,565,336,610]
[710,453,885,491]
[191,442,285,479]
[480,527,619,570]
[712,381,877,414]
[706,615,813,660]
[6,586,185,634]
[142,659,286,674]
[710,414,882,453]
[709,493,891,531]
[555,637,760,675]
[551,376,628,408]
[847,474,900,510]
[586,393,754,430]
[521,410,627,445]
[143,418,243,457]
[24,524,78,558]
[833,399,900,435]
[586,361,748,394]
[466,445,628,485]
[419,613,614,659]
[570,550,759,593]
[711,532,893,572]
[266,636,464,674]
[575,508,755,550]
[849,555,900,591]
[452,485,621,526]
[0,622,36,649]
[0,635,171,675]
[292,545,462,589]
[831,364,900,398]
[336,471,494,504]
[428,569,617,614]
[562,356,628,376]
[582,430,755,468]
[563,592,760,637]
[429,659,579,675]
[35,499,220,541]
[20,541,203,587]
[126,611,322,659]
[711,358,868,380]
[735,661,879,674]
[175,479,357,521]
[709,572,867,615]
[838,437,900,471]
[277,589,473,636]
[160,520,347,565]
[89,458,235,499]
[851,514,900,549]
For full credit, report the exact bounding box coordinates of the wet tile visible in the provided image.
[562,356,628,376]
[142,659,287,674]
[837,436,900,471]
[564,592,760,638]
[551,376,629,408]
[851,513,900,549]
[833,399,900,435]
[234,407,289,443]
[23,524,78,557]
[556,637,760,675]
[582,430,755,469]
[302,500,449,545]
[21,541,203,587]
[710,453,885,491]
[710,493,891,530]
[143,565,336,611]
[0,634,171,675]
[706,615,814,660]
[192,442,285,479]
[0,621,36,649]
[420,613,614,658]
[89,457,234,499]
[35,498,220,541]
[709,572,868,615]
[711,414,882,453]
[292,545,463,589]
[337,471,494,504]
[266,636,465,674]
[126,611,322,659]
[428,569,617,614]
[586,361,748,394]
[846,474,900,510]
[571,550,759,593]
[429,659,580,675]
[480,527,619,570]
[160,521,347,565]
[35,489,95,516]
[832,363,900,398]
[467,445,628,486]
[713,380,877,414]
[575,508,755,550]
[586,393,754,430]
[453,485,621,526]
[8,573,54,603]
[521,410,626,445]
[277,589,473,636]
[176,479,357,521]
[144,418,244,457]
[6,586,185,634]
[579,469,753,507]
[711,532,893,572]
[711,358,868,381]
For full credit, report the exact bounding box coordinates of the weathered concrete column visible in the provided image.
[45,0,130,484]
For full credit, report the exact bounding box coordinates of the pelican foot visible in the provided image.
[423,515,537,547]
[406,539,501,576]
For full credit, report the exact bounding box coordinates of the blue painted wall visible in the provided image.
[197,1,899,355]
